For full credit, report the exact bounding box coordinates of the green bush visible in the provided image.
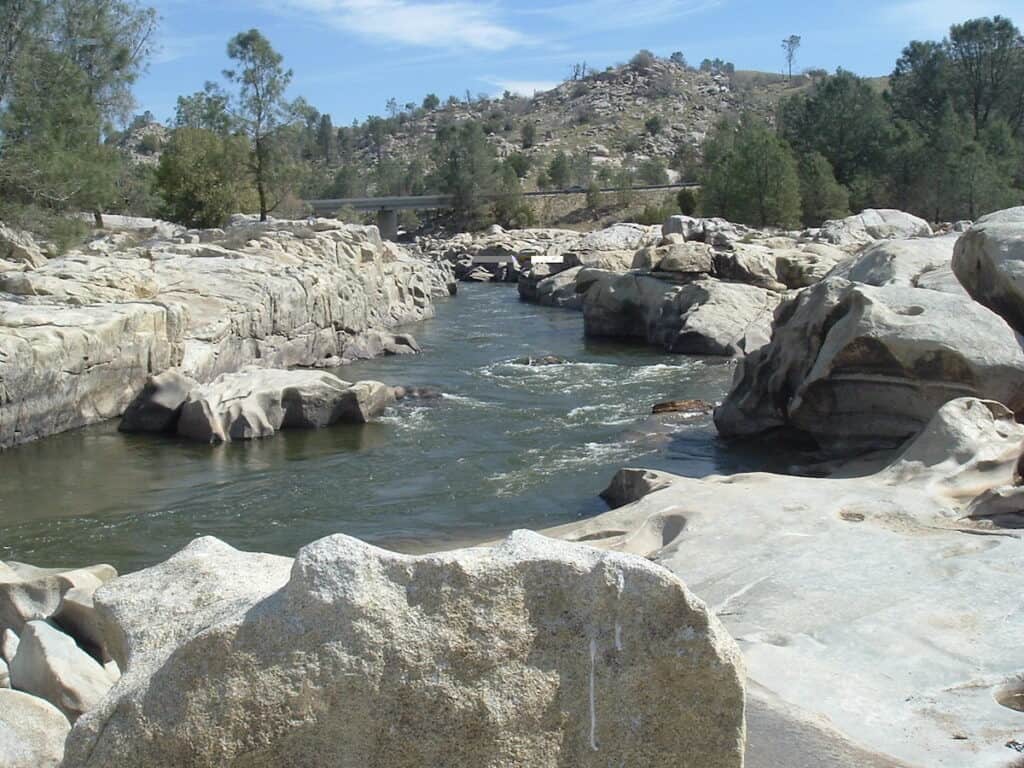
[677,187,698,216]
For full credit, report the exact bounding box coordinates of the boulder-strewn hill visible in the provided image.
[362,59,811,188]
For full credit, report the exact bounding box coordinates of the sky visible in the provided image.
[136,0,1023,126]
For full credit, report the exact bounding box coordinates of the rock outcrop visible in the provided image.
[146,367,396,443]
[550,397,1024,768]
[0,218,455,449]
[0,562,116,637]
[64,531,746,768]
[715,277,1024,448]
[0,689,70,768]
[952,206,1024,333]
[815,209,932,249]
[583,271,782,356]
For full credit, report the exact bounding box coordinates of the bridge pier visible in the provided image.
[376,209,398,241]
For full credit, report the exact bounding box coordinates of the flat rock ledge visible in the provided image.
[550,397,1024,768]
[0,217,456,450]
[61,531,745,768]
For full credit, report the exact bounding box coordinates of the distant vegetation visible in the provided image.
[0,3,1020,234]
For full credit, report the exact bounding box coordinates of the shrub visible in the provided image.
[644,115,663,136]
[630,49,656,72]
[677,187,698,216]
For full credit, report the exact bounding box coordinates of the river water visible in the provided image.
[0,285,759,572]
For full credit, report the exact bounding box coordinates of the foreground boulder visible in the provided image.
[64,531,746,768]
[952,206,1024,333]
[715,277,1024,448]
[0,689,70,768]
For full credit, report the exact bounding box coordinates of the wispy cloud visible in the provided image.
[275,0,528,50]
[153,32,222,64]
[880,0,1018,37]
[522,0,723,31]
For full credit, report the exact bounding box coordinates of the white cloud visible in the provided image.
[487,78,559,96]
[153,33,222,64]
[278,0,527,50]
[880,0,1019,37]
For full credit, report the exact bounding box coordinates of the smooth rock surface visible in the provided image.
[817,209,932,249]
[0,562,116,638]
[952,206,1024,334]
[9,620,113,721]
[118,370,198,433]
[0,689,70,768]
[551,397,1024,768]
[715,277,1024,447]
[65,531,746,768]
[827,235,961,293]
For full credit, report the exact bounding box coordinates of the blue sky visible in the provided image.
[138,0,1022,126]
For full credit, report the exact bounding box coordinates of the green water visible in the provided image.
[0,285,754,572]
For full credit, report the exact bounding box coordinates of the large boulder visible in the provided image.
[173,367,393,442]
[64,531,746,768]
[0,689,70,768]
[583,272,781,356]
[827,235,961,293]
[817,209,932,248]
[9,620,114,721]
[534,266,584,309]
[774,243,846,288]
[952,206,1024,334]
[715,277,1024,448]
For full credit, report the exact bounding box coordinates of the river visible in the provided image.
[0,285,760,572]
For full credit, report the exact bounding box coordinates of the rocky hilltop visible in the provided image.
[0,217,455,449]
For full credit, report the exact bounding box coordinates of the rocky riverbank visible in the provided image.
[0,217,456,450]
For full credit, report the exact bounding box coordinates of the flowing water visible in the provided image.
[0,285,760,572]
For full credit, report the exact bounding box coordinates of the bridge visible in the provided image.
[306,184,697,240]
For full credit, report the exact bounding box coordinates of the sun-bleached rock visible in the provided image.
[583,272,781,356]
[118,370,199,433]
[550,397,1024,768]
[9,620,114,721]
[817,209,932,249]
[0,562,116,638]
[172,367,396,443]
[952,206,1024,334]
[0,220,453,449]
[827,234,962,294]
[0,689,70,768]
[64,531,746,768]
[715,277,1024,449]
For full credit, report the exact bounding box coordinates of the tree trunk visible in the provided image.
[93,211,104,229]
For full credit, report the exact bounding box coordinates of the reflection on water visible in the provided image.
[0,285,752,571]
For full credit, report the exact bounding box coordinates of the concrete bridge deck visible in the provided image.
[306,184,697,240]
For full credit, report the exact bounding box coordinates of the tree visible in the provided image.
[644,115,663,135]
[430,121,498,229]
[586,181,602,210]
[422,93,440,110]
[636,157,669,185]
[670,51,687,68]
[0,0,156,225]
[504,152,531,179]
[782,35,801,81]
[547,151,571,188]
[798,152,849,226]
[175,82,233,133]
[492,165,534,228]
[677,187,698,215]
[630,49,656,72]
[155,128,257,228]
[947,16,1024,136]
[889,41,952,133]
[385,97,399,119]
[520,121,536,149]
[316,113,334,162]
[700,117,801,228]
[224,29,294,221]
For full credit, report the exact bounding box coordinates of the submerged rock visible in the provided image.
[65,531,746,768]
[651,398,714,415]
[0,689,70,768]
